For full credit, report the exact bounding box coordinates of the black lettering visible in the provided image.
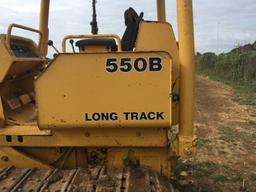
[123,112,130,120]
[149,57,162,71]
[110,112,118,120]
[85,113,92,121]
[106,57,163,73]
[156,112,164,120]
[92,113,101,121]
[106,58,118,72]
[147,112,156,120]
[131,112,139,120]
[134,58,147,72]
[140,112,147,120]
[120,58,132,72]
[101,113,109,121]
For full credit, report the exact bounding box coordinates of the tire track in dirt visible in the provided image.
[193,76,256,191]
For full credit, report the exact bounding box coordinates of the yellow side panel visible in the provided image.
[35,52,172,129]
[0,126,51,136]
[135,22,179,80]
[0,35,12,82]
[0,147,51,169]
[0,128,168,147]
[135,21,180,125]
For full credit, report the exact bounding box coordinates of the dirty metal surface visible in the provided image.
[0,166,174,192]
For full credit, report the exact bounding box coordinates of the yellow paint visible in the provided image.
[0,128,168,147]
[176,0,197,157]
[39,0,50,57]
[6,24,42,54]
[135,21,180,125]
[0,0,197,178]
[0,101,4,127]
[157,0,166,22]
[0,147,173,175]
[62,34,122,52]
[79,45,110,53]
[35,52,172,130]
[108,148,171,177]
[0,147,51,169]
[0,126,51,136]
[0,35,43,82]
[0,35,13,82]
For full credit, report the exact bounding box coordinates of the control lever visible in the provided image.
[48,40,60,54]
[69,39,76,53]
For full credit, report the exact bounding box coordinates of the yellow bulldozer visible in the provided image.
[0,0,197,191]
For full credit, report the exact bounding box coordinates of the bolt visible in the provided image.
[136,132,142,137]
[85,132,90,137]
[1,156,9,162]
[172,94,180,102]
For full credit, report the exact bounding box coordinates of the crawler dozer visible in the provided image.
[0,0,197,191]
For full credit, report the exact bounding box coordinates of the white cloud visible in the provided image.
[0,0,255,55]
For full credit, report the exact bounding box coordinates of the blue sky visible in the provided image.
[0,0,256,55]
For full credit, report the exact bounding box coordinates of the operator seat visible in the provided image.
[121,8,144,51]
[75,38,117,52]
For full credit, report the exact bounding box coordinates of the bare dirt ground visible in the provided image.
[187,76,256,192]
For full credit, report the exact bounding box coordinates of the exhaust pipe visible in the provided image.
[157,0,166,22]
[39,0,50,57]
[176,0,197,157]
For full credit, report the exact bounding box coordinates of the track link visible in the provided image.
[0,167,174,192]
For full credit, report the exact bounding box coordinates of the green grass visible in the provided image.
[197,138,210,148]
[194,161,218,177]
[176,160,218,180]
[232,82,256,105]
[176,160,191,172]
[248,120,256,126]
[213,174,228,182]
[196,48,256,106]
[175,160,254,191]
[219,127,256,144]
[219,127,239,143]
[198,72,256,105]
[250,173,256,181]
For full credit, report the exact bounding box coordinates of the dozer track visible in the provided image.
[0,167,174,192]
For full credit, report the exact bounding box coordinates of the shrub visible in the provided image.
[197,44,256,83]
